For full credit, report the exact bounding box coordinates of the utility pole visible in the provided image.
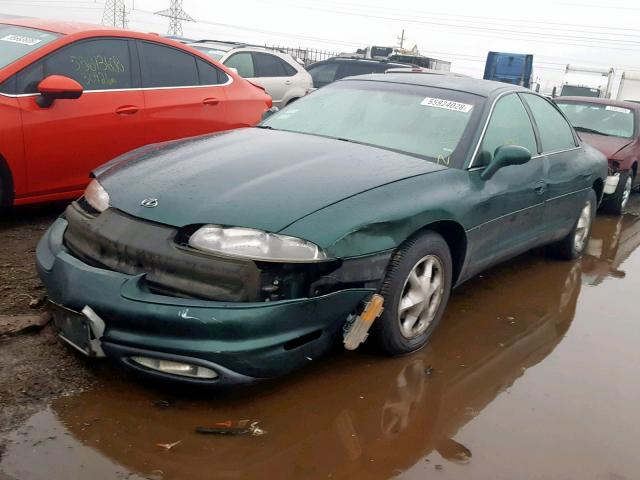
[155,0,195,36]
[397,29,405,49]
[102,0,128,28]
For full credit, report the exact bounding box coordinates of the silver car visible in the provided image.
[188,40,313,108]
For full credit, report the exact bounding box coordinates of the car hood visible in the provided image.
[98,128,446,232]
[579,132,633,159]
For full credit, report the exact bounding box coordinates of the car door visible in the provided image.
[137,40,229,145]
[15,37,144,197]
[307,61,339,88]
[466,93,546,271]
[520,93,587,241]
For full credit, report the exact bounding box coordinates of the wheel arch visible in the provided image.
[405,220,468,285]
[0,152,15,207]
[592,177,604,204]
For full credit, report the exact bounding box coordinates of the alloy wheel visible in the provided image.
[398,254,445,339]
[573,200,593,252]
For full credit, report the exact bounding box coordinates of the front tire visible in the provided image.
[548,190,597,260]
[372,231,453,355]
[602,170,632,215]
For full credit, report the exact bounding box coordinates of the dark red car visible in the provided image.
[0,18,271,208]
[556,97,639,214]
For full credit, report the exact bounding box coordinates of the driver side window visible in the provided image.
[478,94,538,166]
[16,38,133,93]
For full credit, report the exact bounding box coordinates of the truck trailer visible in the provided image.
[483,51,533,88]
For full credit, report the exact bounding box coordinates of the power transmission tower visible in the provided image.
[155,0,195,36]
[102,0,128,28]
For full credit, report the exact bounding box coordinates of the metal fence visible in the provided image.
[265,45,340,66]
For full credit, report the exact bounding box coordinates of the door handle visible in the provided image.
[285,80,292,85]
[534,181,547,195]
[115,105,139,115]
[203,98,220,106]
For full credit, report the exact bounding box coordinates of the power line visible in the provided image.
[258,0,640,51]
[155,0,195,36]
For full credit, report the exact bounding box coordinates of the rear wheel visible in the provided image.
[372,232,453,355]
[548,190,596,260]
[602,170,632,215]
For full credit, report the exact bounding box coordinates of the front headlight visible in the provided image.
[188,225,328,262]
[84,179,110,212]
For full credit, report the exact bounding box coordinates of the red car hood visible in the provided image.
[579,132,632,159]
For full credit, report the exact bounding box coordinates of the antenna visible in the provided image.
[155,0,195,36]
[102,0,128,28]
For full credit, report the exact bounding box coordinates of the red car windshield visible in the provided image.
[557,101,635,139]
[0,25,60,69]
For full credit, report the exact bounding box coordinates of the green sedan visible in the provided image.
[36,73,607,385]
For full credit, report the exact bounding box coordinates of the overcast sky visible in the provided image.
[2,0,640,92]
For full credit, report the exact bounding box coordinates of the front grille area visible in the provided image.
[63,202,262,301]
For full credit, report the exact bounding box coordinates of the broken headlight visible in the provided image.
[188,225,328,262]
[84,179,110,212]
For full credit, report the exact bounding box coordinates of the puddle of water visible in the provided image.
[2,212,640,480]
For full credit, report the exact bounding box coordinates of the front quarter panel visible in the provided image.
[280,169,471,259]
[0,95,25,197]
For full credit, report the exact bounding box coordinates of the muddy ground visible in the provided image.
[1,197,640,480]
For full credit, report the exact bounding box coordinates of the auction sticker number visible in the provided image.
[606,106,631,114]
[0,34,42,46]
[421,97,473,113]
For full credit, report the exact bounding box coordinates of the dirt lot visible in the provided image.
[1,197,639,480]
[0,204,117,437]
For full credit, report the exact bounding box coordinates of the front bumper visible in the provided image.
[604,174,620,195]
[37,217,374,385]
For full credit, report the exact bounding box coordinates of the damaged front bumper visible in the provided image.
[36,217,376,385]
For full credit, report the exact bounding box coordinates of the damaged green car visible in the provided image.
[36,73,607,384]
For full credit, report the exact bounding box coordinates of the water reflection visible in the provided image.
[583,212,640,285]
[4,212,640,480]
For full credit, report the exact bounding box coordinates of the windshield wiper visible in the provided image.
[574,126,612,136]
[255,125,274,130]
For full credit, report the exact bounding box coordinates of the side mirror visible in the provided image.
[261,106,279,121]
[36,75,83,108]
[480,145,532,180]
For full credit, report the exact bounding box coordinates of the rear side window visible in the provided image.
[224,52,254,78]
[15,38,133,93]
[252,52,294,77]
[522,94,576,152]
[336,62,381,80]
[307,62,338,86]
[139,41,198,88]
[478,93,538,165]
[196,58,225,85]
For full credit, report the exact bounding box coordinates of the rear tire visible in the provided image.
[548,190,597,260]
[372,231,453,355]
[602,170,632,215]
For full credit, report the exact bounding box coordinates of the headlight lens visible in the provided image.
[84,179,110,212]
[188,225,328,262]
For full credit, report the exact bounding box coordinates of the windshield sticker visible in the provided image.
[0,34,43,46]
[421,97,473,113]
[605,106,631,114]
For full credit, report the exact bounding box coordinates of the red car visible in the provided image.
[556,97,639,214]
[0,19,271,207]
